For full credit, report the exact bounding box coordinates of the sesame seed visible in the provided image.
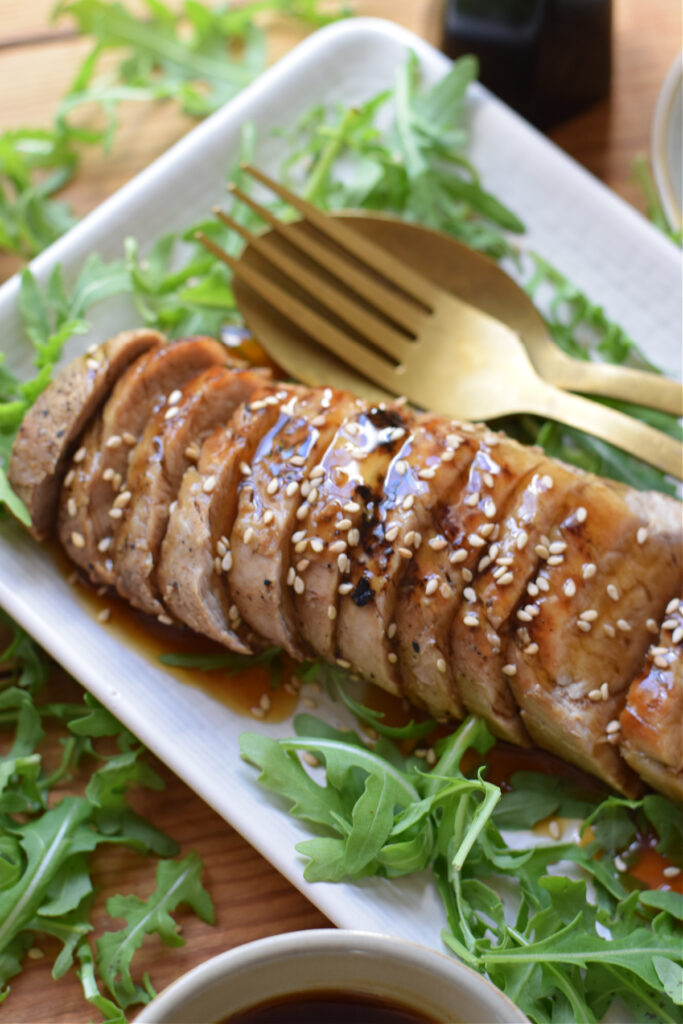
[663,866,681,878]
[662,618,678,631]
[603,623,616,638]
[541,475,554,489]
[616,619,631,632]
[524,643,539,655]
[292,530,306,543]
[606,583,620,601]
[113,490,131,509]
[347,528,360,547]
[497,572,514,586]
[294,540,308,553]
[228,604,240,621]
[446,433,461,448]
[563,579,576,598]
[654,655,669,669]
[96,608,111,623]
[477,556,491,572]
[222,552,233,572]
[614,855,627,873]
[168,388,183,405]
[329,540,347,554]
[517,609,532,622]
[419,467,437,480]
[535,544,549,559]
[343,501,361,513]
[309,464,325,479]
[103,468,115,482]
[582,563,597,579]
[64,469,75,488]
[336,658,351,670]
[450,549,467,564]
[338,582,353,595]
[86,357,99,371]
[310,539,324,554]
[296,503,310,521]
[185,442,200,461]
[547,555,563,566]
[463,586,476,602]
[462,568,473,583]
[576,506,587,523]
[537,577,550,592]
[600,682,610,700]
[388,652,398,664]
[267,478,279,495]
[108,507,123,520]
[401,495,415,511]
[251,706,266,719]
[502,663,517,676]
[293,576,305,594]
[338,553,350,573]
[311,415,327,428]
[286,567,296,586]
[239,462,251,477]
[243,526,255,545]
[527,582,539,597]
[297,558,310,573]
[666,597,679,614]
[672,626,683,645]
[636,527,648,545]
[488,544,500,560]
[67,497,77,517]
[385,524,400,543]
[163,406,178,420]
[425,578,439,596]
[412,532,423,549]
[395,460,408,476]
[112,473,122,490]
[73,446,87,463]
[549,541,566,555]
[327,605,337,621]
[588,689,602,701]
[580,609,598,621]
[548,820,561,839]
[429,535,447,551]
[651,646,668,656]
[157,613,173,626]
[468,534,486,548]
[516,530,528,550]
[605,719,621,734]
[464,491,480,507]
[338,518,352,531]
[440,582,453,599]
[263,510,274,525]
[290,454,305,466]
[441,449,456,462]
[398,547,413,559]
[479,522,495,538]
[202,475,217,494]
[482,471,495,489]
[97,536,112,553]
[286,481,299,497]
[463,614,479,627]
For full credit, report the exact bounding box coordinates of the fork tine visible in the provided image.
[213,206,413,362]
[228,184,425,336]
[195,232,399,389]
[241,164,441,309]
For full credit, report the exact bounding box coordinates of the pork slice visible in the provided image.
[9,328,162,539]
[337,415,471,700]
[113,365,261,619]
[507,481,682,795]
[58,336,233,583]
[292,402,406,663]
[451,460,582,743]
[619,596,683,802]
[230,387,359,657]
[158,383,293,652]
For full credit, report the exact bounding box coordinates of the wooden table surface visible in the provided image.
[1,1,681,1020]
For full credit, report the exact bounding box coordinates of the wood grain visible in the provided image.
[0,2,679,1020]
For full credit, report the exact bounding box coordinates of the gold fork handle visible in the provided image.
[540,354,683,416]
[527,382,683,480]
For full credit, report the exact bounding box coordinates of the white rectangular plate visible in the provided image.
[0,18,681,955]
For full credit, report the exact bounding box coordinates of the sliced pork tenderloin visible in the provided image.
[619,596,683,802]
[229,387,360,657]
[9,328,162,539]
[58,337,233,583]
[113,366,264,619]
[506,482,682,795]
[158,383,292,653]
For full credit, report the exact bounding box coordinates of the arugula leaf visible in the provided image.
[96,852,214,1008]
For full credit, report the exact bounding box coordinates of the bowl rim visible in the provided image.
[134,928,529,1023]
[651,50,683,231]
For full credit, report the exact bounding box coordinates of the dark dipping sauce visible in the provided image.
[221,991,438,1024]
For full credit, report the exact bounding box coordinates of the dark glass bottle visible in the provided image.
[441,0,612,130]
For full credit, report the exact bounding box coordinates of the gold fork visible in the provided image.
[196,166,683,480]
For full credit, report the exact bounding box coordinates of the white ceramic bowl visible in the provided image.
[652,51,683,232]
[134,929,528,1023]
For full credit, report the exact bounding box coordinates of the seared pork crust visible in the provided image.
[9,329,162,539]
[620,597,683,802]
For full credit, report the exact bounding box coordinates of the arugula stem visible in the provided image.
[303,107,357,205]
[451,784,500,872]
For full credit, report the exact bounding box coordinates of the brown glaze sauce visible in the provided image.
[221,990,439,1024]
